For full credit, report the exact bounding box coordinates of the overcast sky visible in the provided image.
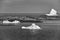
[0,0,60,13]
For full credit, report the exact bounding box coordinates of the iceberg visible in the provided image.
[3,20,20,24]
[22,23,42,34]
[45,9,58,16]
[11,20,20,23]
[22,23,42,30]
[3,20,11,24]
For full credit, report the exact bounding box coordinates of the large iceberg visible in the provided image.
[45,9,58,16]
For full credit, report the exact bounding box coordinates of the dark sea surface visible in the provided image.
[0,21,59,40]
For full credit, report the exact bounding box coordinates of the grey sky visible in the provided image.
[0,0,60,13]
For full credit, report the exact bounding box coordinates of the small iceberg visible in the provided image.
[3,20,11,24]
[3,20,20,24]
[45,9,58,16]
[22,23,42,34]
[11,20,20,24]
[22,23,42,30]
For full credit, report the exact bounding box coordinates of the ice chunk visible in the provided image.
[3,20,20,24]
[3,20,11,24]
[46,9,58,16]
[22,23,42,30]
[11,20,20,23]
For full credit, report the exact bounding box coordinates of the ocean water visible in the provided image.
[0,24,58,40]
[0,19,59,40]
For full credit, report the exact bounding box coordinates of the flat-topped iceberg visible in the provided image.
[3,20,20,24]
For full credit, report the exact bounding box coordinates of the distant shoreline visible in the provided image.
[0,13,46,17]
